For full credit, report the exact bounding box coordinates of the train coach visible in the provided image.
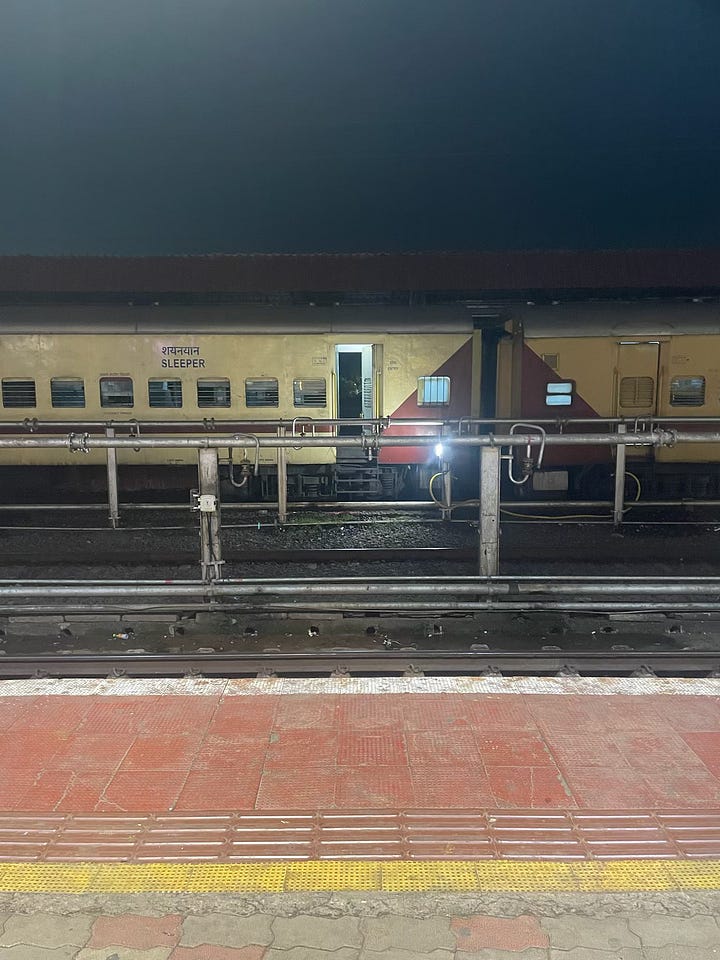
[0,298,719,501]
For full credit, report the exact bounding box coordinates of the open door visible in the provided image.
[335,344,373,435]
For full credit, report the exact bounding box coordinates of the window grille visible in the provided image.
[148,379,183,408]
[197,378,231,407]
[51,378,85,408]
[670,375,706,406]
[100,377,134,408]
[293,378,327,407]
[619,376,655,408]
[1,379,37,408]
[245,378,279,407]
[417,376,451,406]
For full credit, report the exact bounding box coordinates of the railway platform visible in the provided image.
[2,675,720,957]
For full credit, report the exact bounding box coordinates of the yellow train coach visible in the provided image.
[1,299,720,502]
[0,303,479,500]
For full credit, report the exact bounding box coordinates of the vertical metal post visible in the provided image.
[479,445,501,576]
[198,447,223,581]
[277,425,288,525]
[441,458,452,521]
[105,426,120,529]
[613,423,627,529]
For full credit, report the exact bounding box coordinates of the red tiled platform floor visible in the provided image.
[2,688,720,814]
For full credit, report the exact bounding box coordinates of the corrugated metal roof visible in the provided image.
[0,249,718,294]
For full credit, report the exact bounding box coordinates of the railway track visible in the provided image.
[0,649,719,679]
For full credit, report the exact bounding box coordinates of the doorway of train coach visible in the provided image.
[335,344,374,435]
[615,340,660,465]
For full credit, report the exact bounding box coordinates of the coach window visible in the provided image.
[51,378,86,408]
[1,379,36,408]
[197,378,231,407]
[245,378,279,407]
[545,382,573,406]
[100,377,134,408]
[148,379,183,408]
[293,378,327,407]
[417,376,450,406]
[670,375,706,406]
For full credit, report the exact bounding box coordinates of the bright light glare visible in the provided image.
[434,443,444,458]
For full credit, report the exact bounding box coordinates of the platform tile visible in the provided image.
[266,950,358,960]
[540,915,640,950]
[642,948,720,960]
[76,949,172,960]
[361,916,454,953]
[450,915,549,952]
[628,914,720,947]
[0,912,95,947]
[359,952,451,960]
[169,948,265,960]
[0,948,78,960]
[548,950,643,960]
[272,916,362,952]
[180,913,273,948]
[87,913,182,949]
[456,951,547,960]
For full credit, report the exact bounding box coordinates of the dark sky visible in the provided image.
[1,0,719,255]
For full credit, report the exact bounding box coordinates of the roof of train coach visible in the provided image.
[0,249,719,299]
[514,300,720,338]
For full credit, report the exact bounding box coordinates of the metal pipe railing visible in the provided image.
[0,429,719,449]
[6,415,720,431]
[0,579,717,599]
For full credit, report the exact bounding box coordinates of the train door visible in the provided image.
[615,341,660,457]
[335,344,374,435]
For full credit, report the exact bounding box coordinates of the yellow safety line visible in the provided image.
[1,859,720,893]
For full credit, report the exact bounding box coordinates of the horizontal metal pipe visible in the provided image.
[3,575,720,585]
[4,498,720,513]
[3,600,720,616]
[0,430,719,449]
[252,601,720,612]
[6,416,720,430]
[0,581,718,599]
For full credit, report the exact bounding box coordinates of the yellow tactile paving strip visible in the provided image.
[2,859,720,893]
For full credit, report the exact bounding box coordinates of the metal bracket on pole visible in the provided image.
[277,425,288,525]
[197,448,223,581]
[105,426,120,529]
[613,423,627,529]
[479,444,501,576]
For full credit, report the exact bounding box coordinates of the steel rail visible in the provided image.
[1,581,719,598]
[0,649,718,679]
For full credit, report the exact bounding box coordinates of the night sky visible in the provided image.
[1,0,718,255]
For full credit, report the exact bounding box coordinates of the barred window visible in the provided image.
[545,382,573,407]
[293,378,327,407]
[245,378,279,407]
[197,378,231,407]
[1,379,36,408]
[417,376,450,406]
[619,376,655,408]
[100,377,134,408]
[148,379,183,408]
[51,378,86,408]
[670,375,705,407]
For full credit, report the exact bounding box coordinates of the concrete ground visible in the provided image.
[0,892,719,959]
